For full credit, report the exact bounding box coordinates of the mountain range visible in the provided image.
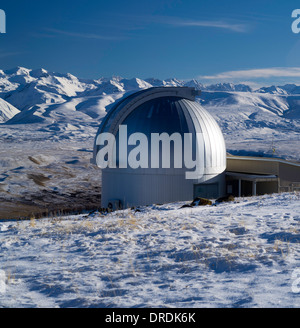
[0,66,299,160]
[1,66,300,120]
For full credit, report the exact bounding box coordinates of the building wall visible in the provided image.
[101,169,226,208]
[257,181,278,195]
[102,170,194,208]
[227,157,279,175]
[226,156,300,194]
[279,162,300,188]
[193,172,226,199]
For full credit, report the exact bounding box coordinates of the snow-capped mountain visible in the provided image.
[1,66,300,119]
[205,82,252,92]
[0,66,299,160]
[255,85,289,95]
[120,77,152,90]
[183,79,204,90]
[0,66,256,117]
[0,98,20,123]
[255,84,300,95]
[0,67,97,111]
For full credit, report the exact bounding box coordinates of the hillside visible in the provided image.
[1,66,299,160]
[0,192,299,307]
[0,98,20,123]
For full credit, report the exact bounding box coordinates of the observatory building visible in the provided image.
[92,87,227,209]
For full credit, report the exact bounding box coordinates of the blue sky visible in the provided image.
[1,0,300,86]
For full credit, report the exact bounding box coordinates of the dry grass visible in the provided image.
[0,201,48,220]
[28,156,42,165]
[27,173,51,187]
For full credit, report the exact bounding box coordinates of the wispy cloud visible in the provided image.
[199,67,300,80]
[105,14,250,33]
[147,15,249,33]
[0,51,24,59]
[166,18,248,33]
[44,28,126,41]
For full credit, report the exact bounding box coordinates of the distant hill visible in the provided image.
[0,66,299,160]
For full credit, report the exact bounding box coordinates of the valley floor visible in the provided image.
[0,123,101,219]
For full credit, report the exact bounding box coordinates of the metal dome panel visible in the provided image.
[92,87,227,208]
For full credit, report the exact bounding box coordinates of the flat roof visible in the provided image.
[226,171,278,182]
[227,155,300,168]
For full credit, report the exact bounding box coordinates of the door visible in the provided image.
[193,183,219,199]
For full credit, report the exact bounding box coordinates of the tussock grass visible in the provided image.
[28,156,41,165]
[27,173,51,187]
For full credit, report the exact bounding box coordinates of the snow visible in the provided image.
[199,91,300,160]
[0,192,299,308]
[0,66,300,307]
[0,98,20,123]
[0,123,100,220]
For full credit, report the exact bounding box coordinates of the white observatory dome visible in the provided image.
[93,87,226,209]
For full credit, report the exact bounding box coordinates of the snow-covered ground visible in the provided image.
[0,192,299,308]
[0,123,101,220]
